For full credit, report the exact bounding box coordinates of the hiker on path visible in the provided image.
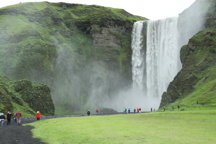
[128,108,130,113]
[172,106,175,111]
[177,105,180,110]
[0,113,5,126]
[87,110,90,116]
[163,106,166,111]
[96,109,99,114]
[7,111,12,125]
[13,113,17,124]
[16,111,22,125]
[36,111,41,120]
[124,108,127,113]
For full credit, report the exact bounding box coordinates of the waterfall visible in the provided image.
[146,18,180,100]
[132,18,180,109]
[132,21,146,91]
[131,0,212,110]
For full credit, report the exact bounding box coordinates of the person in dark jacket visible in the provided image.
[7,111,12,125]
[87,110,90,116]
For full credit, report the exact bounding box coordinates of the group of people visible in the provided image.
[0,111,22,126]
[0,111,41,127]
[124,108,142,113]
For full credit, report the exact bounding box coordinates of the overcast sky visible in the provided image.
[0,0,196,19]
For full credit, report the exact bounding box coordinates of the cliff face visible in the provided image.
[160,0,216,109]
[0,2,145,113]
[0,77,54,115]
[14,80,55,115]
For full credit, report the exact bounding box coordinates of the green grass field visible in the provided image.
[29,110,216,144]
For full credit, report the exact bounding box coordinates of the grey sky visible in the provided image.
[0,0,196,19]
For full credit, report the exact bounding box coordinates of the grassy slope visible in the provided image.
[29,111,216,144]
[169,67,216,111]
[160,3,216,110]
[0,76,35,116]
[0,76,55,116]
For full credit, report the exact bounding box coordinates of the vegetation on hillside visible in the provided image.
[160,2,216,110]
[0,2,144,80]
[0,76,54,116]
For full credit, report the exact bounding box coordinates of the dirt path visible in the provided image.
[0,124,47,144]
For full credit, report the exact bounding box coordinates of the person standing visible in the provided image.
[13,113,17,124]
[124,108,127,113]
[96,109,99,114]
[177,105,180,110]
[128,108,130,114]
[87,110,90,116]
[7,111,12,125]
[0,113,5,127]
[16,111,22,125]
[163,106,166,112]
[36,111,41,120]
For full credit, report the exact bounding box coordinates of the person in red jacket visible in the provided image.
[96,109,99,114]
[16,111,22,125]
[36,111,41,120]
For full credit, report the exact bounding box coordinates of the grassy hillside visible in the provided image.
[29,111,216,144]
[0,2,144,80]
[0,76,54,116]
[160,2,216,110]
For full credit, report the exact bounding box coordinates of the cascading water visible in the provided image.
[146,18,180,102]
[132,21,146,91]
[132,18,180,110]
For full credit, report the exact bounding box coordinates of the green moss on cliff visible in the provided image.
[0,76,54,115]
[160,1,216,110]
[161,27,216,110]
[0,2,144,80]
[14,80,55,115]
